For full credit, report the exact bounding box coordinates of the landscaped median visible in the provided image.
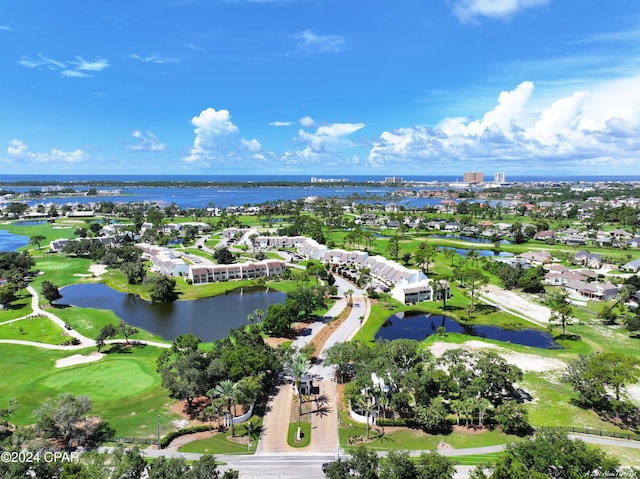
[176,418,262,454]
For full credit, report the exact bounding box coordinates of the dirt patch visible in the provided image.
[452,425,491,435]
[430,340,566,373]
[55,352,103,368]
[170,397,211,422]
[481,285,552,324]
[264,337,291,348]
[626,384,640,406]
[310,306,352,359]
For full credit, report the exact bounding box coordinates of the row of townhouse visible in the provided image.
[137,244,189,277]
[188,260,286,284]
[137,242,287,284]
[296,237,449,304]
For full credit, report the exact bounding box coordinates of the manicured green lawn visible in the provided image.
[0,343,180,438]
[288,422,311,448]
[32,255,95,290]
[52,305,169,344]
[521,372,631,433]
[0,315,66,344]
[340,419,520,452]
[178,419,261,454]
[0,291,32,321]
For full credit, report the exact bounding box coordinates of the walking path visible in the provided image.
[0,286,170,354]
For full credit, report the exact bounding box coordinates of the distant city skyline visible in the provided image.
[2,1,640,176]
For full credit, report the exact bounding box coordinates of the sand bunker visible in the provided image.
[88,264,107,276]
[55,352,104,368]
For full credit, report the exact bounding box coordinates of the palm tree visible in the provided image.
[463,397,476,428]
[450,399,465,426]
[345,289,354,307]
[211,379,239,437]
[290,353,311,430]
[476,398,492,428]
[253,308,264,323]
[354,393,375,440]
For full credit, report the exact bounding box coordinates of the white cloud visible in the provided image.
[241,138,262,152]
[368,79,640,173]
[126,130,167,152]
[130,53,180,64]
[183,107,264,166]
[61,70,92,78]
[7,140,88,164]
[298,122,365,152]
[299,116,316,127]
[17,53,109,78]
[451,0,549,23]
[72,57,110,72]
[269,121,294,127]
[294,29,347,53]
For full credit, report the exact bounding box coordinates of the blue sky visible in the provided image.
[2,0,640,177]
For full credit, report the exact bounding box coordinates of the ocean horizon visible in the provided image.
[1,174,640,184]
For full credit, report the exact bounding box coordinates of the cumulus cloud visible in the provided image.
[269,121,294,127]
[18,53,109,77]
[7,140,88,164]
[368,78,640,173]
[299,116,316,127]
[241,138,262,152]
[451,0,549,23]
[294,29,347,53]
[183,107,261,166]
[298,122,365,152]
[126,130,167,152]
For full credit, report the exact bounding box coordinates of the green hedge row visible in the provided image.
[376,418,421,428]
[160,425,213,449]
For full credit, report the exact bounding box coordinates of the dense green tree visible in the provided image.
[564,352,640,409]
[120,261,147,284]
[95,324,117,352]
[29,235,46,251]
[41,280,62,305]
[286,285,327,318]
[156,335,210,411]
[379,450,416,479]
[34,393,106,448]
[415,397,450,433]
[0,284,17,309]
[488,430,619,479]
[415,451,455,479]
[213,246,235,265]
[117,319,139,344]
[146,275,178,302]
[493,400,531,436]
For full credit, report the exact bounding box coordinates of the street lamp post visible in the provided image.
[156,414,160,448]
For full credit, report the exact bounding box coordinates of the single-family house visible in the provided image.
[574,250,602,269]
[520,251,552,265]
[623,258,640,273]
